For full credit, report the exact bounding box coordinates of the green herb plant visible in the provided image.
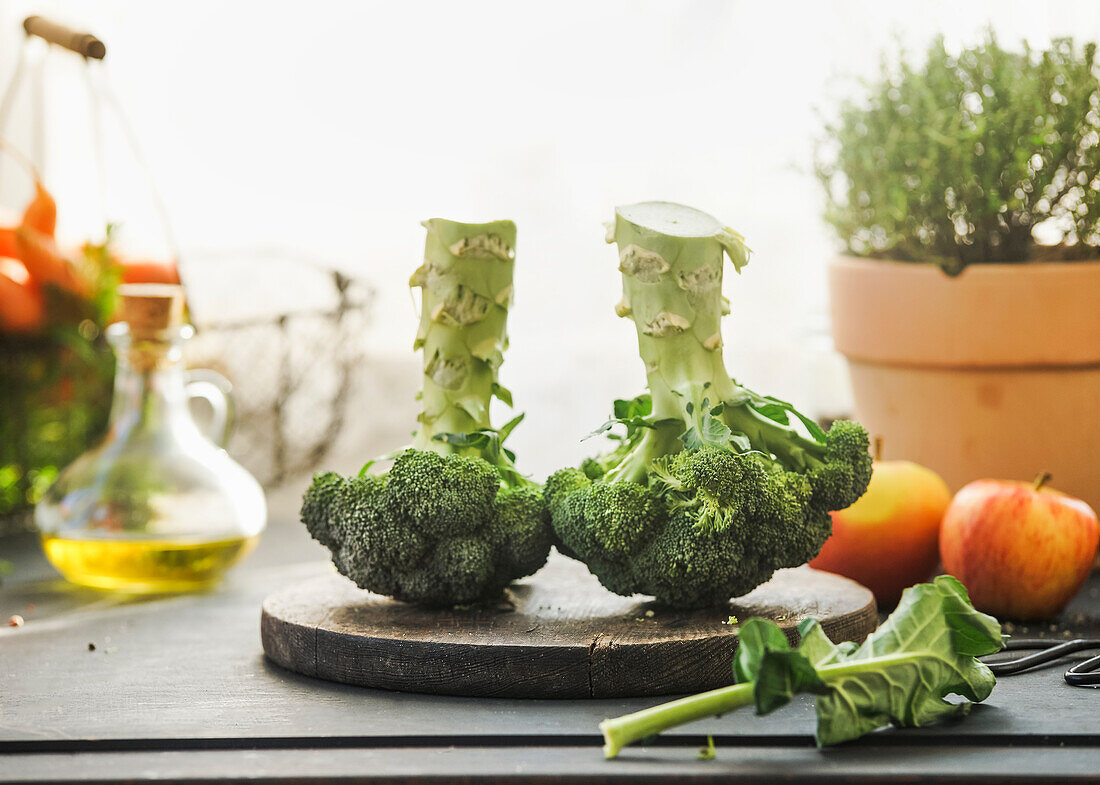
[600,575,1004,758]
[816,32,1100,274]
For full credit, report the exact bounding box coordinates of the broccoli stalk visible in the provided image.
[546,202,872,608]
[611,202,747,435]
[411,218,516,457]
[300,218,552,606]
[607,203,835,485]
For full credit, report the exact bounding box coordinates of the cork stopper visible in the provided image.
[118,283,184,340]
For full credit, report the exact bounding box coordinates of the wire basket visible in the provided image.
[182,249,372,488]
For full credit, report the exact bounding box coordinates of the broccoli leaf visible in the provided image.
[599,576,1004,758]
[754,647,830,716]
[433,415,524,453]
[748,395,827,444]
[433,430,492,450]
[732,616,790,684]
[750,402,792,426]
[614,394,653,421]
[734,618,830,715]
[496,413,525,443]
[746,576,1003,746]
[585,395,657,441]
[812,577,1002,745]
[491,382,513,408]
[430,419,531,490]
[680,395,734,451]
[680,408,733,451]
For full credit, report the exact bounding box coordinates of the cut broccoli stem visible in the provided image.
[411,218,516,458]
[599,682,755,759]
[610,203,747,424]
[608,203,826,473]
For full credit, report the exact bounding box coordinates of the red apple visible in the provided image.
[811,459,951,607]
[940,475,1100,620]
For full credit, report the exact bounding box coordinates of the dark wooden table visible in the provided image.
[2,484,1099,784]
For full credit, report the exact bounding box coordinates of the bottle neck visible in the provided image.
[107,325,193,437]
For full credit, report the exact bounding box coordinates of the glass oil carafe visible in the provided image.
[35,284,266,591]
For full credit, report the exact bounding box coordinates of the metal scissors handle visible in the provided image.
[983,638,1100,687]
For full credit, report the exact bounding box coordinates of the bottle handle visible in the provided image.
[185,369,235,448]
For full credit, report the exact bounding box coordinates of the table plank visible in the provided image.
[3,745,1100,783]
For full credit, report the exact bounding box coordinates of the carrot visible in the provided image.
[0,226,15,259]
[0,204,19,258]
[14,224,88,296]
[22,181,57,236]
[0,257,44,333]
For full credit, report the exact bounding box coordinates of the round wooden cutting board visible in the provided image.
[261,553,876,699]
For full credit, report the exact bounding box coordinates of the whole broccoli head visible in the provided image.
[547,203,872,609]
[300,218,552,606]
[303,450,551,605]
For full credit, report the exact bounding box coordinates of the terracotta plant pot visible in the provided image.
[829,256,1100,514]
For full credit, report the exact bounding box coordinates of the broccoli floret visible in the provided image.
[491,484,557,577]
[548,202,872,609]
[304,452,551,607]
[300,219,552,606]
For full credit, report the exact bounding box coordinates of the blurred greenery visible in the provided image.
[0,323,115,528]
[0,236,119,530]
[816,31,1100,275]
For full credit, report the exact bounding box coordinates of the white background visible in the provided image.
[1,1,1097,479]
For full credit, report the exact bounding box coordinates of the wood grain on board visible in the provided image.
[261,553,877,698]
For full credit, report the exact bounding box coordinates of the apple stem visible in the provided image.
[873,436,883,462]
[1032,472,1052,492]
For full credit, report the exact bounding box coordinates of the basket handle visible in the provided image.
[23,16,106,60]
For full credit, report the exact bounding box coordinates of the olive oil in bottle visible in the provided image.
[40,535,259,592]
[35,284,266,592]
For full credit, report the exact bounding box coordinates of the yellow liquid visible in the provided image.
[41,535,259,593]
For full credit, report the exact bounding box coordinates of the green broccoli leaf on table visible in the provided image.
[600,575,1005,758]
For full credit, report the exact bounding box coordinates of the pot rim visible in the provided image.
[829,253,1100,368]
[832,253,1100,275]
